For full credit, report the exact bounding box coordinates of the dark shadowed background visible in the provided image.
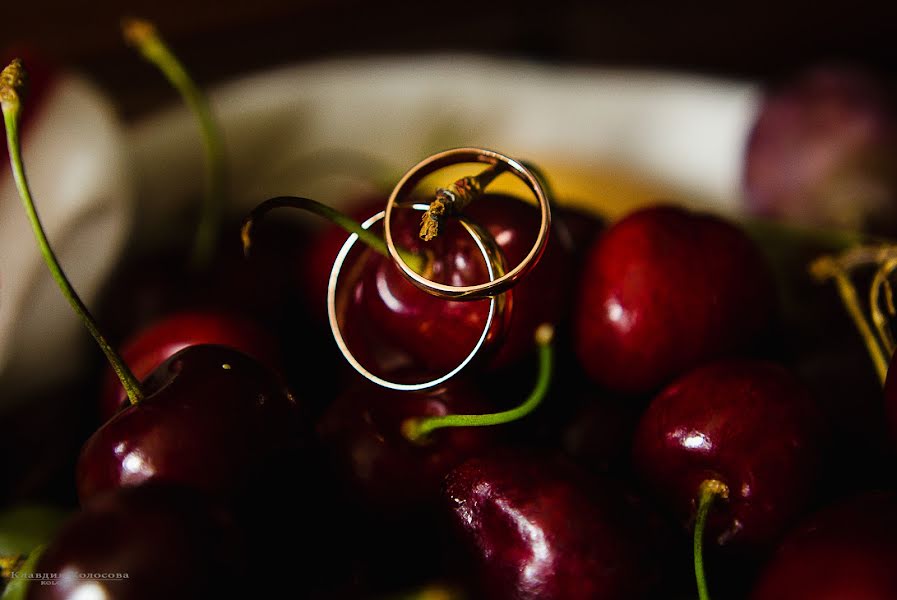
[4,0,896,120]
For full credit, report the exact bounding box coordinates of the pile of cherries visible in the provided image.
[3,27,897,600]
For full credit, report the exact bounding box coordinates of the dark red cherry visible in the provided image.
[751,492,897,600]
[350,194,573,375]
[575,205,776,394]
[27,483,244,600]
[98,310,280,421]
[351,206,499,375]
[317,375,493,513]
[314,375,497,594]
[300,195,388,322]
[77,345,300,504]
[465,194,575,367]
[633,359,823,548]
[257,196,391,414]
[444,452,670,600]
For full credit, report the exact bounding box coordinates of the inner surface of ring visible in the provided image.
[326,205,506,391]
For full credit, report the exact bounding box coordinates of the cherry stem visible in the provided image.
[0,554,25,580]
[811,244,897,271]
[694,479,729,600]
[0,59,145,405]
[122,18,226,270]
[401,324,554,442]
[869,258,897,357]
[811,251,894,384]
[241,196,426,273]
[419,163,506,241]
[0,545,44,597]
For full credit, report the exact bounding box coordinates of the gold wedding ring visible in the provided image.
[327,205,507,391]
[384,148,551,299]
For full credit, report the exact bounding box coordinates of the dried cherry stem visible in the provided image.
[810,247,897,384]
[401,324,554,443]
[0,60,144,405]
[813,244,897,271]
[123,18,226,270]
[870,258,897,357]
[419,163,506,241]
[241,196,426,274]
[694,479,729,600]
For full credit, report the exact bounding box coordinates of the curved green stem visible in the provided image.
[1,60,144,405]
[123,18,226,270]
[241,196,426,274]
[402,324,554,442]
[694,479,729,600]
[0,554,24,580]
[0,545,44,600]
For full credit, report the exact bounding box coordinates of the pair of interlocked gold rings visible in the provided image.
[327,148,551,391]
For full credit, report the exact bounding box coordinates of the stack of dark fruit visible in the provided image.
[2,29,897,600]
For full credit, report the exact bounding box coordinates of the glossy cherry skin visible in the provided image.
[301,195,388,322]
[28,483,244,600]
[633,359,823,549]
[575,205,776,394]
[313,375,497,594]
[317,375,493,514]
[99,310,280,421]
[351,194,572,375]
[465,195,575,368]
[751,492,897,600]
[349,205,499,374]
[77,345,300,505]
[444,452,670,600]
